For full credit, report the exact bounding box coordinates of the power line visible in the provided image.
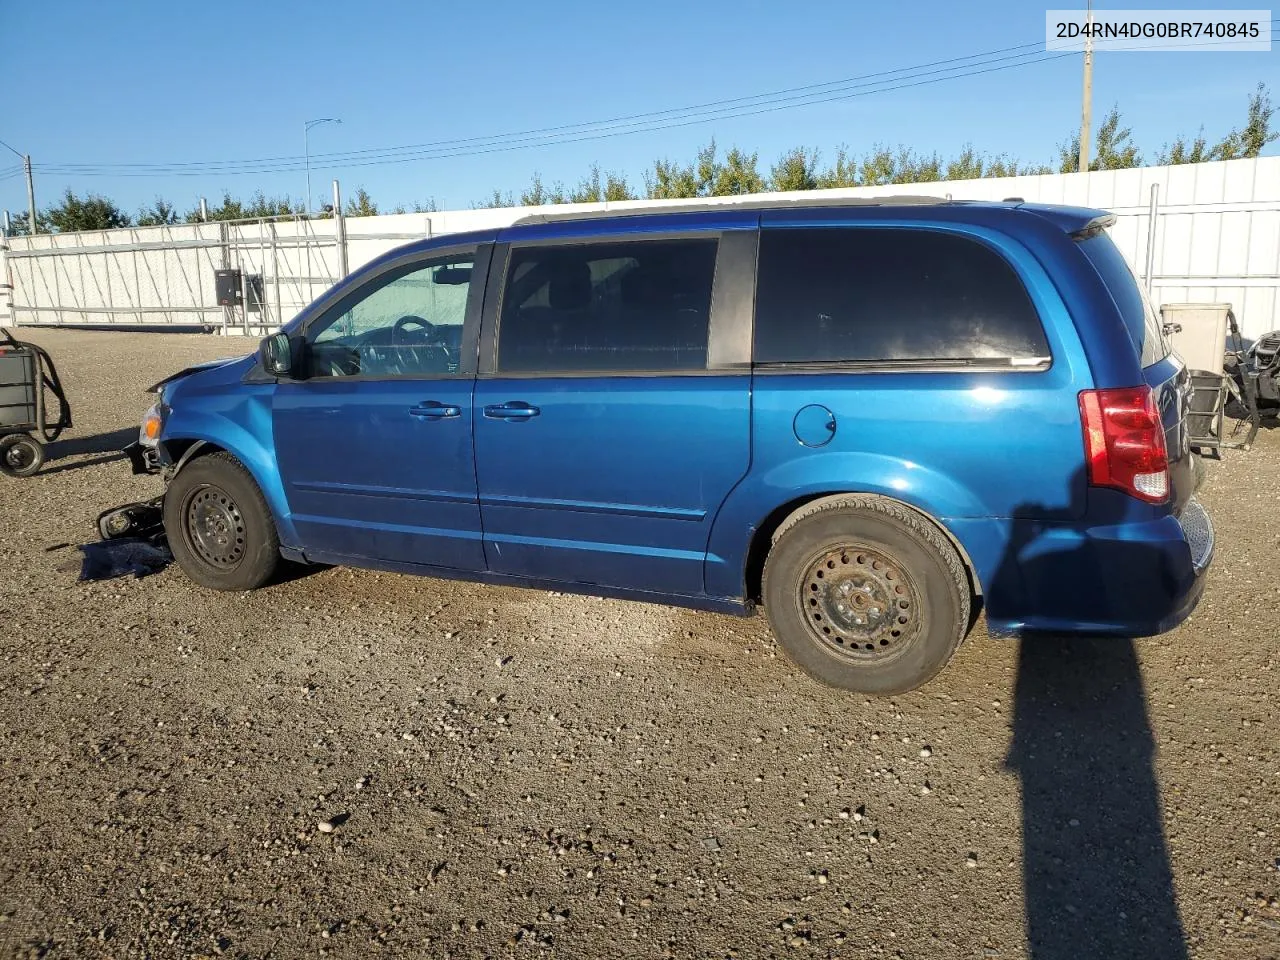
[37,40,1049,173]
[38,49,1072,178]
[24,25,1278,180]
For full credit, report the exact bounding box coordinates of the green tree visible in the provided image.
[343,187,379,217]
[474,189,517,209]
[42,189,131,232]
[186,191,300,222]
[645,157,700,198]
[136,198,179,227]
[1059,106,1141,172]
[858,145,901,186]
[4,210,49,236]
[565,163,635,203]
[1157,129,1210,165]
[519,175,550,207]
[945,145,986,181]
[769,147,821,191]
[712,147,764,196]
[1211,82,1278,160]
[645,140,722,199]
[817,147,858,188]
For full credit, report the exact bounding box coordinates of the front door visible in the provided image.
[273,246,487,570]
[473,234,751,596]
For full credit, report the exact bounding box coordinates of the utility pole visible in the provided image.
[1078,0,1094,173]
[23,156,35,234]
[0,138,36,234]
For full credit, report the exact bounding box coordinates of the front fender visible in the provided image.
[160,387,300,549]
[703,452,986,598]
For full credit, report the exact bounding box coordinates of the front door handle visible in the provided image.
[483,401,540,420]
[409,401,461,420]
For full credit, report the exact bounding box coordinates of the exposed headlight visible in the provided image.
[139,402,164,447]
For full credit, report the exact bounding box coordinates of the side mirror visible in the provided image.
[260,333,294,377]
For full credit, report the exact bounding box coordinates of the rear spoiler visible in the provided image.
[1070,214,1117,240]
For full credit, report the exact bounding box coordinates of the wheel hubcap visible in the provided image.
[185,485,246,569]
[799,546,920,660]
[4,442,34,470]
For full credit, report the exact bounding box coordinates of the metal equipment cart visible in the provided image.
[0,329,72,477]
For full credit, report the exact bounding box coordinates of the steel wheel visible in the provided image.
[797,544,922,662]
[183,483,247,570]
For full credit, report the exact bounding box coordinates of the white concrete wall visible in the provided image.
[3,155,1278,338]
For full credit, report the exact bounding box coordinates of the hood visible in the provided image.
[146,354,250,394]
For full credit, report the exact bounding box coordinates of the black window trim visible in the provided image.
[282,241,492,384]
[477,229,754,379]
[750,224,1054,375]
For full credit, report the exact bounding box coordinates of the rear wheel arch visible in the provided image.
[745,492,982,604]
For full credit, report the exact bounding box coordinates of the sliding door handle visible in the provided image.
[483,401,540,420]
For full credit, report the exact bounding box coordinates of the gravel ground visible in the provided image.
[1,329,1278,960]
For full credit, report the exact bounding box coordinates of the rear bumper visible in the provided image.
[975,497,1215,638]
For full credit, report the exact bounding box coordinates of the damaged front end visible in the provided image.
[123,354,246,477]
[124,439,163,475]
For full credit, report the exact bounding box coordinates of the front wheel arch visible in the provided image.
[160,438,215,477]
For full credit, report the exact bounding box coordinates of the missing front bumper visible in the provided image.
[124,440,161,475]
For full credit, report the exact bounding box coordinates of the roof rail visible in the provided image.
[512,193,951,225]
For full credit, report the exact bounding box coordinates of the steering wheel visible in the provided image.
[392,315,437,346]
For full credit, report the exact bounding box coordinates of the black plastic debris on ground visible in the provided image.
[51,498,173,581]
[73,537,172,581]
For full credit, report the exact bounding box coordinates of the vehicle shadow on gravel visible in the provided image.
[995,479,1189,959]
[39,426,137,475]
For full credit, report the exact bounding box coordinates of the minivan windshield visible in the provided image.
[1079,233,1171,368]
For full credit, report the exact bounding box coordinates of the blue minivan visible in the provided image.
[131,196,1214,694]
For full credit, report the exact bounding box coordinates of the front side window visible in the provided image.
[754,228,1051,366]
[307,255,473,378]
[496,238,718,373]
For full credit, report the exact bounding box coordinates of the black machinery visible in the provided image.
[1227,328,1280,425]
[0,329,72,478]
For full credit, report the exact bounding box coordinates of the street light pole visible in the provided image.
[303,118,341,217]
[0,137,36,234]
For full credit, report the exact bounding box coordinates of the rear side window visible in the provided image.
[754,228,1050,365]
[497,238,718,373]
[1079,234,1170,368]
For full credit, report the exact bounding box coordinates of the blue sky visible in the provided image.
[1,0,1275,217]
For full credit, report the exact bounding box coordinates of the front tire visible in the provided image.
[163,452,279,591]
[762,495,970,695]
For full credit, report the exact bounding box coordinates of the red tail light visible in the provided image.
[1078,386,1169,503]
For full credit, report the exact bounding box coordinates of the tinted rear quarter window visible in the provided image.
[754,228,1050,365]
[1079,233,1170,368]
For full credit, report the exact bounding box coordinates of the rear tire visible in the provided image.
[762,495,970,695]
[163,452,279,591]
[0,433,44,478]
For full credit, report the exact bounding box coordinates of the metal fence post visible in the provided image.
[0,211,10,328]
[269,221,281,330]
[1144,183,1160,295]
[333,179,349,279]
[239,269,251,337]
[218,221,231,335]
